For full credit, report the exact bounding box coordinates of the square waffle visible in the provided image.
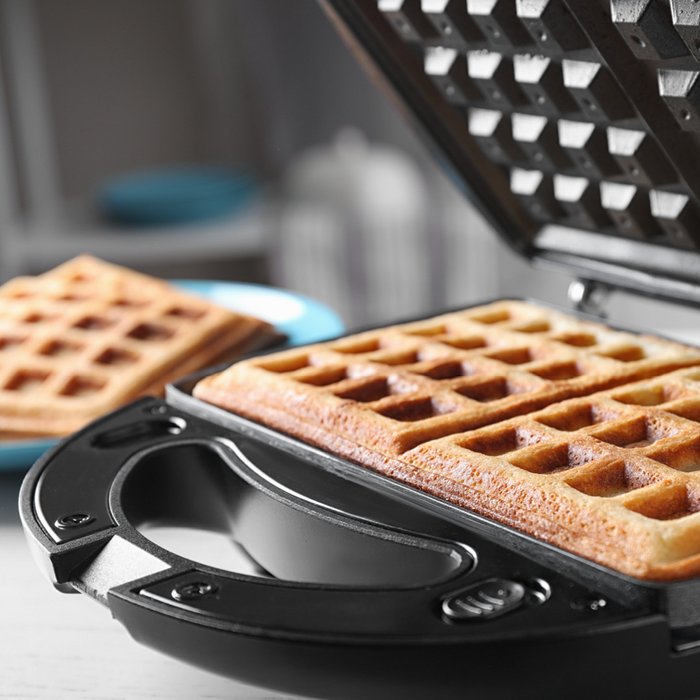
[194,299,700,580]
[0,255,279,439]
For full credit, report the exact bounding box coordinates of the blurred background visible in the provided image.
[0,0,692,331]
[0,0,574,329]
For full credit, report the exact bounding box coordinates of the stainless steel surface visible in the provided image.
[567,278,611,317]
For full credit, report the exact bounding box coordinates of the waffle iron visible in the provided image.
[19,1,700,698]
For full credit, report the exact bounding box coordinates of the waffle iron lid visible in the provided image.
[322,0,700,305]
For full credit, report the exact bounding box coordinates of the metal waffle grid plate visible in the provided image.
[325,0,700,302]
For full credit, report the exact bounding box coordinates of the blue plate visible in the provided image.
[0,281,344,471]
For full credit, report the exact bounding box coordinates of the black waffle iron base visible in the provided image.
[17,324,700,699]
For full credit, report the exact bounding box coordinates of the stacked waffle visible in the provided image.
[194,300,700,580]
[0,256,278,439]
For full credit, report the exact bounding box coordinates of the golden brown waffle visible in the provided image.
[0,255,279,438]
[194,299,700,580]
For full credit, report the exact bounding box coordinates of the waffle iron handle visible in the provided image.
[20,399,480,661]
[103,564,550,700]
[94,492,485,692]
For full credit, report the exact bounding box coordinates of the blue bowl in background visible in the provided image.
[99,166,258,227]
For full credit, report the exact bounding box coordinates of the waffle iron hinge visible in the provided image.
[567,279,612,319]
